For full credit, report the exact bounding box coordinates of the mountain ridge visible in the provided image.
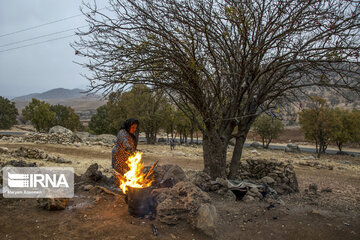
[12,88,92,101]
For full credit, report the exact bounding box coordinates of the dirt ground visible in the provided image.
[0,142,359,240]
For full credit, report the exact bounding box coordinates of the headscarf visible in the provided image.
[120,118,139,147]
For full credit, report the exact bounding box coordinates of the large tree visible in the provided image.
[22,99,56,132]
[50,104,81,131]
[0,96,18,129]
[108,85,168,144]
[298,97,336,158]
[89,105,113,134]
[73,0,360,179]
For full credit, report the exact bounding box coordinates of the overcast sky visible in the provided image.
[0,0,107,99]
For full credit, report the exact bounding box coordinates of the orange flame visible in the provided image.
[117,152,153,194]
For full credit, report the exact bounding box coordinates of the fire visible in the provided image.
[117,152,153,194]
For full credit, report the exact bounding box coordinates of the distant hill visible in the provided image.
[13,88,87,101]
[12,88,107,121]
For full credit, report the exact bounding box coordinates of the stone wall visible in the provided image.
[233,159,299,194]
[0,132,115,147]
[10,147,72,164]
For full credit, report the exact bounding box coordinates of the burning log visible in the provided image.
[144,161,158,181]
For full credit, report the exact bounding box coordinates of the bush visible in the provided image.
[253,114,284,148]
[0,96,18,129]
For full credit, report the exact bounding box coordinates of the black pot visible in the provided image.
[127,187,155,218]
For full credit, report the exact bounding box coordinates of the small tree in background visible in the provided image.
[331,109,360,152]
[0,96,18,129]
[253,115,284,148]
[352,110,360,145]
[107,85,169,144]
[107,91,127,135]
[50,104,80,131]
[22,99,56,132]
[88,105,112,135]
[331,108,354,153]
[299,97,336,158]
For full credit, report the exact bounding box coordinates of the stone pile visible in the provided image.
[0,126,114,146]
[0,133,82,145]
[85,134,116,146]
[11,147,72,164]
[298,161,333,170]
[0,136,24,143]
[25,132,82,145]
[0,132,115,147]
[188,171,279,202]
[231,159,299,194]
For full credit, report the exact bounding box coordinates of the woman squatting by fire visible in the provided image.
[112,118,139,186]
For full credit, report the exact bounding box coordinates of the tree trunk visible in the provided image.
[228,135,246,179]
[317,142,322,158]
[190,128,194,144]
[146,131,156,144]
[203,133,228,179]
[228,119,253,179]
[337,142,343,152]
[146,132,151,144]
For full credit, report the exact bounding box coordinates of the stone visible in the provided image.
[0,147,9,154]
[82,163,103,182]
[1,160,37,167]
[162,165,187,185]
[243,195,255,202]
[251,150,260,155]
[88,134,116,145]
[189,171,212,191]
[37,198,69,210]
[250,142,262,149]
[308,183,318,194]
[223,190,236,201]
[75,132,90,140]
[155,181,211,225]
[83,184,93,191]
[285,144,301,153]
[321,187,332,193]
[153,164,186,188]
[49,126,73,134]
[195,203,217,237]
[260,176,275,185]
[74,143,81,147]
